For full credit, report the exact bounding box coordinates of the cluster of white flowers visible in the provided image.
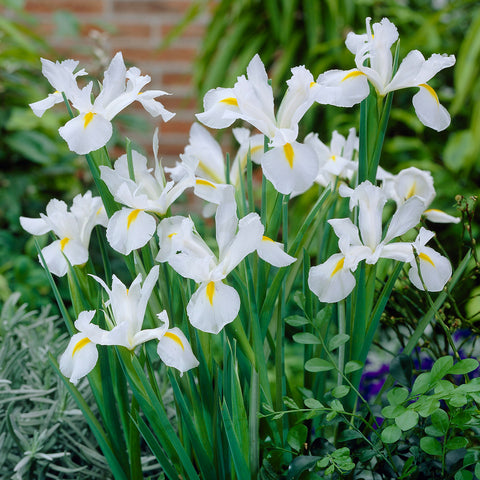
[21,16,459,385]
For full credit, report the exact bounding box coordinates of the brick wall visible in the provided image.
[22,0,212,165]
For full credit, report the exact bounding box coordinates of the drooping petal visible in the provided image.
[30,92,64,117]
[408,246,452,292]
[308,254,356,303]
[59,331,98,385]
[187,280,241,334]
[106,208,156,255]
[59,113,113,155]
[196,87,241,129]
[257,236,296,267]
[315,69,370,107]
[157,327,199,374]
[40,238,88,276]
[424,208,460,224]
[261,142,318,195]
[19,216,51,235]
[412,85,451,131]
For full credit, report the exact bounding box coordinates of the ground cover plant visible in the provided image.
[12,12,480,480]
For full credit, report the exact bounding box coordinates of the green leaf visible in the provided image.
[411,372,432,396]
[387,387,409,406]
[449,359,479,375]
[332,386,350,399]
[431,356,454,383]
[475,463,480,479]
[431,409,449,434]
[449,394,468,408]
[304,398,324,409]
[414,396,441,418]
[330,399,343,412]
[293,332,321,344]
[446,437,468,451]
[434,380,455,395]
[287,424,308,452]
[425,425,445,437]
[285,455,322,480]
[395,410,419,431]
[304,358,334,372]
[381,425,402,444]
[285,315,310,327]
[455,470,473,480]
[327,333,350,351]
[344,361,363,374]
[381,405,407,419]
[420,437,442,456]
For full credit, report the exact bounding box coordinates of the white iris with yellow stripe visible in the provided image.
[59,266,199,385]
[19,192,107,277]
[308,181,452,303]
[196,54,319,195]
[99,145,195,255]
[157,186,295,334]
[315,17,455,131]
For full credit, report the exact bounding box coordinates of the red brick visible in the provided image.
[110,23,152,39]
[119,46,196,63]
[161,119,195,135]
[162,72,192,86]
[113,0,192,14]
[25,0,103,14]
[162,96,198,111]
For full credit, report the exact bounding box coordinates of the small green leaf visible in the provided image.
[431,409,449,434]
[395,410,419,431]
[326,411,337,421]
[387,387,409,406]
[431,356,454,383]
[413,396,440,417]
[283,396,299,409]
[317,457,330,468]
[381,405,406,419]
[449,359,479,375]
[304,398,324,409]
[381,425,402,444]
[332,385,350,399]
[434,380,455,395]
[328,333,350,351]
[449,394,468,408]
[344,361,363,374]
[411,372,432,396]
[287,424,308,452]
[305,358,334,372]
[425,425,445,437]
[285,315,310,327]
[446,437,468,450]
[420,436,442,456]
[451,411,472,426]
[475,463,480,478]
[330,399,343,412]
[455,470,473,480]
[293,332,321,344]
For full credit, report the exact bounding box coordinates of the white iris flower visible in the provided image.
[315,17,456,131]
[197,55,319,195]
[20,192,107,276]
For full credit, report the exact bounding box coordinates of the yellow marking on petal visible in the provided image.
[84,112,95,128]
[331,155,336,162]
[72,337,91,357]
[310,81,317,88]
[250,145,263,154]
[127,209,141,229]
[164,331,184,350]
[220,97,238,106]
[198,161,224,184]
[283,143,294,168]
[419,252,435,267]
[206,281,215,306]
[96,207,103,216]
[341,70,364,82]
[168,232,177,239]
[419,83,439,105]
[330,257,345,277]
[196,178,217,189]
[262,236,274,242]
[406,182,417,199]
[60,237,70,251]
